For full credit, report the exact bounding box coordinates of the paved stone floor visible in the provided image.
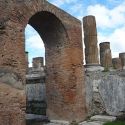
[44,115,116,125]
[26,114,116,125]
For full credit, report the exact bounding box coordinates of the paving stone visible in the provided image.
[90,115,116,122]
[43,115,116,125]
[80,121,103,125]
[79,121,104,125]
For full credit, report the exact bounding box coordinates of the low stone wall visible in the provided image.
[0,82,26,125]
[85,70,125,116]
[26,67,46,115]
[26,83,46,115]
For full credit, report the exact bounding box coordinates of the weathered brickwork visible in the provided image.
[0,82,26,125]
[0,0,86,122]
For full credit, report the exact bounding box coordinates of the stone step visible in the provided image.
[90,115,116,122]
[43,120,69,125]
[44,123,59,125]
[80,121,104,125]
[26,114,48,121]
[26,114,49,125]
[44,121,104,125]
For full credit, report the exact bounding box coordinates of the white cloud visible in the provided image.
[26,35,44,49]
[48,0,84,20]
[87,2,125,29]
[68,3,84,20]
[25,24,44,49]
[98,26,125,58]
[48,0,78,6]
[25,24,45,66]
[48,0,63,6]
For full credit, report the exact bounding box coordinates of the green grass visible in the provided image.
[103,121,125,125]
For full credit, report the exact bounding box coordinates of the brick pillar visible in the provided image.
[32,57,44,68]
[99,42,112,68]
[119,53,125,69]
[83,15,99,65]
[112,58,122,70]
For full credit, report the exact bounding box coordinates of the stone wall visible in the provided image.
[0,82,26,125]
[85,70,125,116]
[26,66,46,115]
[26,83,46,115]
[0,66,26,125]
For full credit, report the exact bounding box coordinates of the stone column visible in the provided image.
[32,57,44,69]
[119,53,125,69]
[83,15,99,65]
[112,58,122,70]
[99,42,112,68]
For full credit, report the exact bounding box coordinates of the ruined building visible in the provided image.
[83,16,125,116]
[0,0,125,125]
[0,0,86,124]
[25,15,125,123]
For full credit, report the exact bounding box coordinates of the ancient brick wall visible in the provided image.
[0,0,86,122]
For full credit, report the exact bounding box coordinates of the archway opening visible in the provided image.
[25,24,46,116]
[25,24,45,68]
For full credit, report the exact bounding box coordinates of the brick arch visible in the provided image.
[28,11,70,47]
[0,0,86,122]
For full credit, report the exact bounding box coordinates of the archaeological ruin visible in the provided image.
[0,0,86,124]
[0,0,125,125]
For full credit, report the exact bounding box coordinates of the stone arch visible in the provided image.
[0,0,86,122]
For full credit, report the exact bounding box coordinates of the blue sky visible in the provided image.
[25,0,125,66]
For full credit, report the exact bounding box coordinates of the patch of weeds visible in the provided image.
[103,121,125,125]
